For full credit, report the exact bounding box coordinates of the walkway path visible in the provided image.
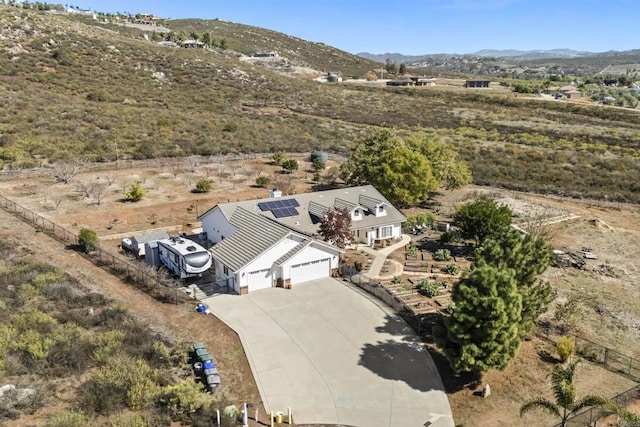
[359,234,411,280]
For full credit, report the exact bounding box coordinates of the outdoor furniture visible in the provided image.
[192,342,206,351]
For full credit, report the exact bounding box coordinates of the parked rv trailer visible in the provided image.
[157,237,212,278]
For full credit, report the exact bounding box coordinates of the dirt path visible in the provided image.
[0,207,263,412]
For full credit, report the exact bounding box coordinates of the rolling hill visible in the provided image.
[1,4,640,202]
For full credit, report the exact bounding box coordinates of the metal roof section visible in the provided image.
[358,194,387,211]
[274,240,310,266]
[308,201,330,219]
[131,230,171,244]
[333,198,358,212]
[210,207,291,271]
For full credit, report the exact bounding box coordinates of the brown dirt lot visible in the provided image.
[1,160,640,426]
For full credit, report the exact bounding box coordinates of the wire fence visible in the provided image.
[0,194,184,304]
[538,327,640,382]
[553,383,640,427]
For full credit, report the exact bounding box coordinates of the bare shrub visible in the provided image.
[52,162,81,184]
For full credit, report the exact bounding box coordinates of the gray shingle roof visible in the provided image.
[203,185,405,238]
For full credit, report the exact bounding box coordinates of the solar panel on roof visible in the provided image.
[257,202,270,211]
[290,199,300,207]
[272,208,286,218]
[275,200,286,208]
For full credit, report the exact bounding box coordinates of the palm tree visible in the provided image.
[520,361,610,427]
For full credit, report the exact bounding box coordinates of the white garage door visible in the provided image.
[247,269,272,292]
[290,258,330,285]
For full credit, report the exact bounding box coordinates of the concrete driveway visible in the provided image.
[204,278,453,427]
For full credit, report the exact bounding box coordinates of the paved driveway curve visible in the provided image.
[205,278,453,427]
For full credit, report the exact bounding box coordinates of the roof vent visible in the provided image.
[186,245,197,252]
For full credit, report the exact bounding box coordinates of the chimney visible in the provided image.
[268,188,282,198]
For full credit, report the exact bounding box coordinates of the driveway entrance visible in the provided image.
[204,278,453,427]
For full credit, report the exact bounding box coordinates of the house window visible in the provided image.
[223,266,229,275]
[353,209,361,219]
[378,206,385,214]
[379,226,393,238]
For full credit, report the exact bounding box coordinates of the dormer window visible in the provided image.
[376,205,386,216]
[352,209,361,220]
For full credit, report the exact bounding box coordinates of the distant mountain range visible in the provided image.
[357,49,640,63]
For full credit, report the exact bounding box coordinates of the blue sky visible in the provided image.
[70,1,639,55]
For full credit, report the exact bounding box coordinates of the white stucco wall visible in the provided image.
[200,207,236,244]
[280,243,340,281]
[235,235,304,288]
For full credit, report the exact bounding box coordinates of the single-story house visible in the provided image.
[198,185,405,294]
[411,77,436,86]
[182,40,205,48]
[564,89,583,99]
[386,79,415,86]
[464,79,491,88]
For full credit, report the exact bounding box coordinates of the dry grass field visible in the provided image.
[1,156,639,426]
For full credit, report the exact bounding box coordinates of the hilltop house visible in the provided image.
[198,185,405,294]
[464,79,491,88]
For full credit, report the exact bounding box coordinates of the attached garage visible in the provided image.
[290,258,331,285]
[247,269,273,292]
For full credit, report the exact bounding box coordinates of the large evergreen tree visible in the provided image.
[475,228,553,337]
[434,265,522,373]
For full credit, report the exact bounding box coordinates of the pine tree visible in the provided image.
[435,265,522,373]
[475,229,553,337]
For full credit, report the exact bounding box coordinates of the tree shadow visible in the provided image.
[363,313,481,393]
[358,339,442,392]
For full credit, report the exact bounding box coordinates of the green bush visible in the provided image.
[255,175,271,188]
[43,410,90,427]
[78,228,99,253]
[124,182,145,202]
[445,263,460,275]
[281,159,298,173]
[418,280,440,297]
[434,249,451,261]
[194,179,212,193]
[406,244,417,257]
[557,336,576,362]
[271,152,286,166]
[158,380,210,417]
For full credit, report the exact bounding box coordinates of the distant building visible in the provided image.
[411,77,436,86]
[564,90,583,99]
[464,79,491,88]
[182,40,205,48]
[252,51,279,58]
[386,79,415,87]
